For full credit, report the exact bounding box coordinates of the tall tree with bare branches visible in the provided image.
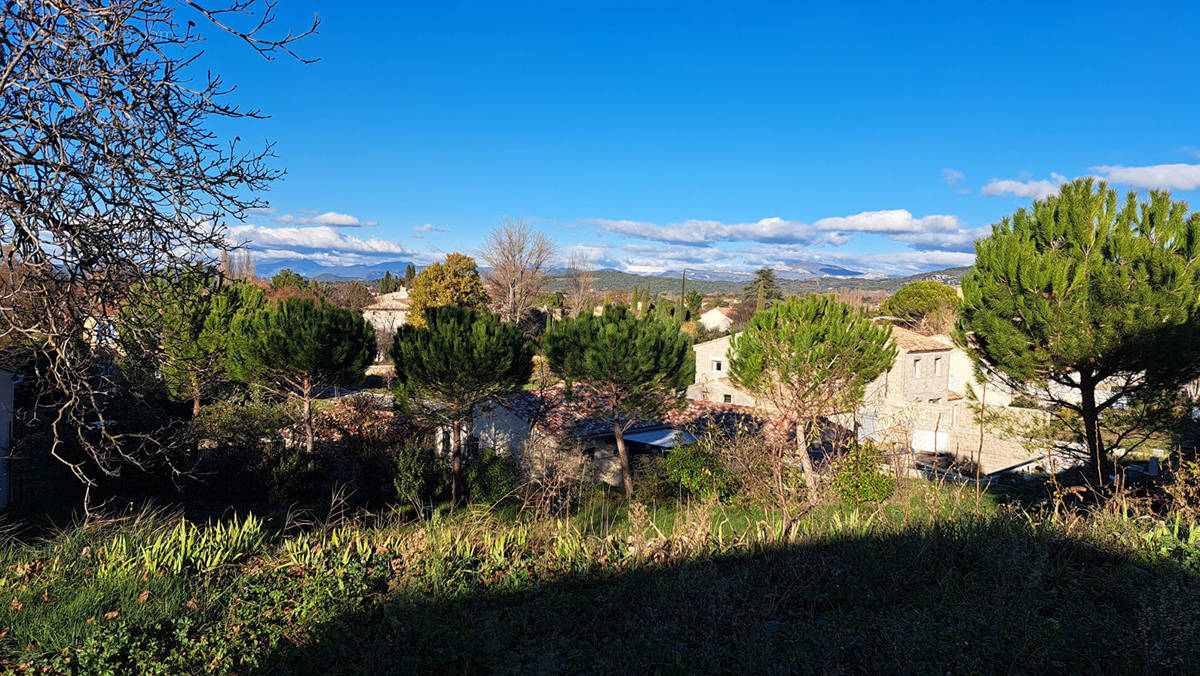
[564,251,596,318]
[480,219,556,325]
[0,1,316,509]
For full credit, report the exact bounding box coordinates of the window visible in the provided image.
[712,359,723,372]
[934,357,943,375]
[723,394,733,404]
[912,358,921,378]
[930,397,941,404]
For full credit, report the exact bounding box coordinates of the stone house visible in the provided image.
[698,307,735,333]
[686,324,1039,474]
[361,289,410,333]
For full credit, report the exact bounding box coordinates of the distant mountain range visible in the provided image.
[257,260,418,281]
[261,256,969,295]
[541,266,969,296]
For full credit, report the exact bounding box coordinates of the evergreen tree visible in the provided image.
[730,295,895,507]
[685,289,704,317]
[543,307,695,498]
[380,271,396,294]
[959,178,1200,482]
[390,305,533,505]
[406,253,490,328]
[119,268,263,416]
[404,263,417,287]
[227,297,376,454]
[742,268,783,309]
[270,268,309,290]
[882,280,959,333]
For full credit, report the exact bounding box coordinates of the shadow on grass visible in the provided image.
[259,518,1200,674]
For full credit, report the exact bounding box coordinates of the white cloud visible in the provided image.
[564,239,977,278]
[980,173,1067,199]
[413,223,448,234]
[1090,163,1200,191]
[941,168,965,185]
[274,211,378,227]
[227,224,415,256]
[582,210,968,249]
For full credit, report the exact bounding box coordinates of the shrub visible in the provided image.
[391,441,448,512]
[466,449,520,505]
[662,444,738,503]
[830,442,895,505]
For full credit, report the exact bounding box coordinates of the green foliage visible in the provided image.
[684,289,704,316]
[543,306,694,497]
[881,280,959,321]
[227,297,375,392]
[830,442,895,504]
[391,441,449,510]
[390,306,533,425]
[535,291,564,309]
[390,305,532,503]
[960,178,1200,473]
[102,515,266,577]
[543,306,695,423]
[406,253,490,328]
[662,444,738,502]
[741,267,783,309]
[270,268,310,290]
[405,263,417,285]
[465,449,520,504]
[379,270,398,294]
[119,269,262,412]
[730,295,896,410]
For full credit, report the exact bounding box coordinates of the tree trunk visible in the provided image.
[1079,375,1109,485]
[450,421,466,507]
[191,375,202,418]
[795,421,821,505]
[302,377,314,456]
[613,422,634,499]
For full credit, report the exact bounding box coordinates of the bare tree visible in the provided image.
[564,250,596,318]
[479,219,556,324]
[0,1,316,511]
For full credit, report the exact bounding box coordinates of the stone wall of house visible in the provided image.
[469,404,624,487]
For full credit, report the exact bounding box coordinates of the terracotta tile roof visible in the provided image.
[498,386,762,440]
[887,325,953,353]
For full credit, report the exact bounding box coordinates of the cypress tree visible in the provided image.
[960,178,1200,483]
[543,306,695,498]
[404,263,417,287]
[390,305,533,506]
[227,297,376,454]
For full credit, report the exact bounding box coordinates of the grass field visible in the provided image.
[2,482,1199,673]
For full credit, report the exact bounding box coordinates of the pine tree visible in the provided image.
[543,307,695,498]
[227,297,375,454]
[742,268,783,309]
[730,295,895,508]
[959,178,1200,483]
[390,305,533,505]
[119,268,263,416]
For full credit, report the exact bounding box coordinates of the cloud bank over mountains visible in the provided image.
[229,159,1200,278]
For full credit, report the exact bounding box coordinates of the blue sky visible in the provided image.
[209,1,1200,276]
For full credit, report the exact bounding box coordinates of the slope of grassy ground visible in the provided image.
[2,483,1198,674]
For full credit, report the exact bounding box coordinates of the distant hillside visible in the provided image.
[543,266,970,296]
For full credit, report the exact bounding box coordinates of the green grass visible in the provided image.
[1,483,1198,673]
